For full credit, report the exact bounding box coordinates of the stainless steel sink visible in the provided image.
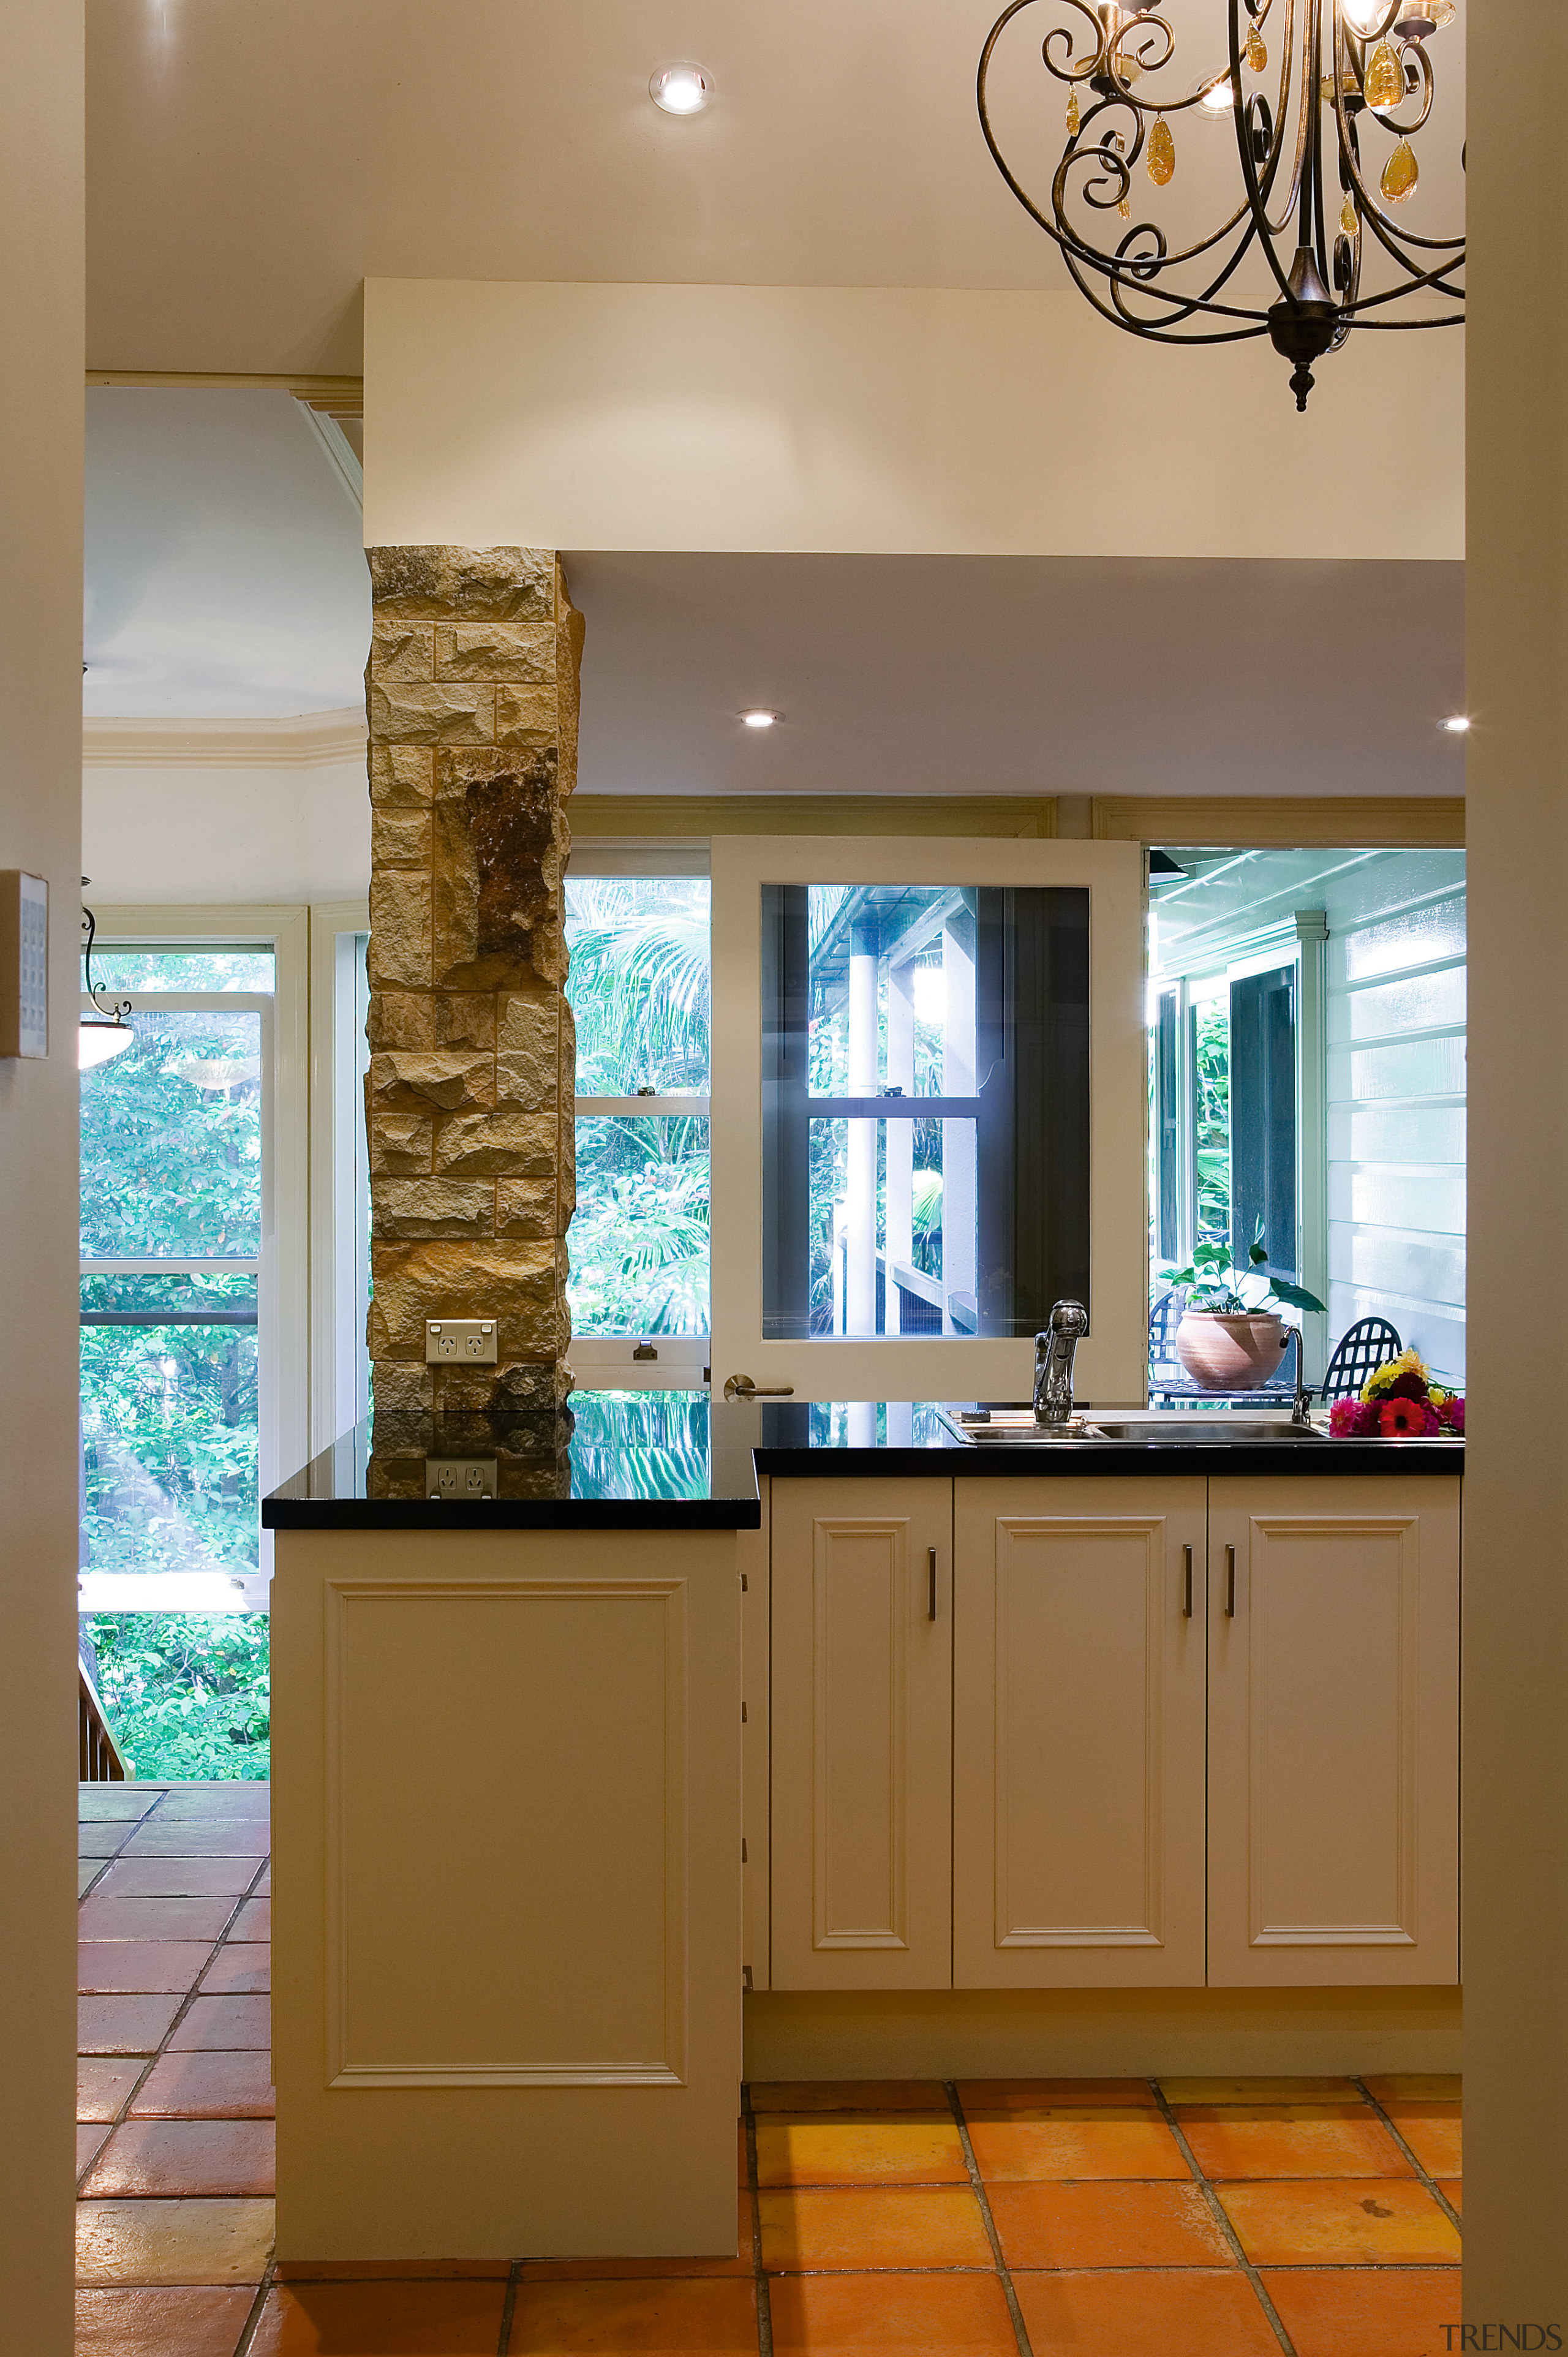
[939,1406,1325,1446]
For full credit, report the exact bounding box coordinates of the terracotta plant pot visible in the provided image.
[1174,1309,1291,1392]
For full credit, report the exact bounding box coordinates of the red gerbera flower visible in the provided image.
[1379,1397,1439,1438]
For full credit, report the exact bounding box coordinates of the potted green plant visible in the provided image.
[1164,1228,1326,1392]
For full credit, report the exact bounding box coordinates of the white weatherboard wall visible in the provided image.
[1326,855,1466,1384]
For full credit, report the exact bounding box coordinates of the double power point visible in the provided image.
[425,1319,499,1365]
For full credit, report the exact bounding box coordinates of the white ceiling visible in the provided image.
[84,387,371,718]
[568,551,1464,801]
[86,0,1464,379]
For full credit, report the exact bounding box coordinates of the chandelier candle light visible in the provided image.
[977,0,1463,407]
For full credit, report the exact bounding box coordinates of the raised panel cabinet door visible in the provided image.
[952,1477,1208,1989]
[770,1479,953,1989]
[741,1479,771,1989]
[1207,1474,1460,1987]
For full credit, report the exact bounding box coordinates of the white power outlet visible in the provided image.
[425,1318,499,1365]
[426,1458,498,1500]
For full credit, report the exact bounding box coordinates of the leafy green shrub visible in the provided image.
[87,1613,270,1782]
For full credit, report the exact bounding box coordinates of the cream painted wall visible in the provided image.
[363,279,1463,560]
[83,760,370,903]
[1463,0,1568,2325]
[0,3,83,2348]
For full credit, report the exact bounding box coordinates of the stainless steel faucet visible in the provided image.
[1034,1300,1090,1424]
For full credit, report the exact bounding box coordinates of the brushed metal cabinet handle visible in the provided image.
[928,1546,938,1621]
[1225,1542,1237,1618]
[1183,1543,1193,1619]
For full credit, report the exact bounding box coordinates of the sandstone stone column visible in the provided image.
[363,547,583,1474]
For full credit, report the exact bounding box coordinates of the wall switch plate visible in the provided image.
[425,1318,499,1365]
[0,871,48,1058]
[425,1458,498,1500]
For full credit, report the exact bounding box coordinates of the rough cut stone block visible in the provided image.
[368,875,431,989]
[370,621,435,681]
[369,744,434,808]
[432,994,496,1050]
[370,681,496,747]
[432,749,566,989]
[369,1114,434,1174]
[434,1111,557,1178]
[368,1361,434,1414]
[371,809,433,870]
[495,682,558,746]
[557,591,585,796]
[368,994,435,1052]
[368,1239,563,1363]
[434,623,556,684]
[372,1178,495,1240]
[496,1177,556,1239]
[496,993,559,1112]
[369,1050,495,1113]
[368,546,554,624]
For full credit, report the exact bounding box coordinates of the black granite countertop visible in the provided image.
[262,1394,1464,1531]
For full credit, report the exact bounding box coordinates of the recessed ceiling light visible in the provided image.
[1439,715,1471,733]
[741,709,780,729]
[650,62,712,115]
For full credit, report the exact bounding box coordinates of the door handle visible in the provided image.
[1224,1543,1237,1618]
[1183,1544,1193,1619]
[928,1546,938,1621]
[722,1373,796,1400]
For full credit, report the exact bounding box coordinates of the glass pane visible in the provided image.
[80,1321,259,1582]
[1192,986,1231,1246]
[84,1613,269,1781]
[81,1007,262,1259]
[569,1116,710,1335]
[81,1270,257,1318]
[763,884,1090,1340]
[565,877,711,1095]
[567,1391,710,1501]
[86,949,275,993]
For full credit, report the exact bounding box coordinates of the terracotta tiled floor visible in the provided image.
[77,1784,1461,2353]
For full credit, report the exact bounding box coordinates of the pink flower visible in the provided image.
[1379,1398,1439,1438]
[1330,1399,1378,1437]
[1437,1395,1465,1434]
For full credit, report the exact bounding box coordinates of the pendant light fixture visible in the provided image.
[976,0,1463,408]
[79,884,135,1071]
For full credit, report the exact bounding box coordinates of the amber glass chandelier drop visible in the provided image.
[976,0,1463,407]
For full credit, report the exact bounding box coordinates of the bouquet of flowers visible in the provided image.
[1328,1348,1465,1439]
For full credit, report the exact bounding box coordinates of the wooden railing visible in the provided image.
[80,1659,129,1782]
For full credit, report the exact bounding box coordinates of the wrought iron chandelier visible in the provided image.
[976,0,1463,407]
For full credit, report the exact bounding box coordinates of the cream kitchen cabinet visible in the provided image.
[952,1476,1209,1988]
[1206,1474,1460,1987]
[770,1479,953,1989]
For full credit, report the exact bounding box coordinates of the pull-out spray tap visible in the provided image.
[1034,1300,1090,1425]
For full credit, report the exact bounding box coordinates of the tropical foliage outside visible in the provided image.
[86,1613,270,1781]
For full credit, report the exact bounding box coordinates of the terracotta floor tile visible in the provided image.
[86,2118,276,2197]
[1364,2073,1462,2104]
[508,2277,758,2352]
[78,1790,162,1820]
[1262,2266,1463,2356]
[169,1994,271,2050]
[75,2285,258,2357]
[231,1896,271,1940]
[1158,2075,1362,2106]
[957,2078,1154,2110]
[739,2121,749,2185]
[1178,2105,1414,2181]
[75,2196,276,2285]
[122,1820,272,1857]
[81,1822,130,1857]
[80,1859,105,1896]
[157,1789,271,1818]
[1014,2268,1280,2356]
[988,2179,1237,2270]
[254,1866,272,1894]
[755,2114,967,2187]
[272,2262,511,2280]
[80,2056,146,2121]
[80,1939,216,1994]
[1218,2178,1463,2266]
[759,2185,992,2272]
[78,1993,183,2055]
[78,1895,236,1942]
[200,1944,271,1995]
[966,2110,1187,2183]
[1380,2100,1463,2178]
[769,2271,1016,2352]
[79,2123,111,2175]
[750,2081,948,2113]
[1438,2178,1463,2213]
[251,2280,506,2353]
[96,1856,258,1899]
[130,2049,275,2119]
[521,2193,756,2279]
